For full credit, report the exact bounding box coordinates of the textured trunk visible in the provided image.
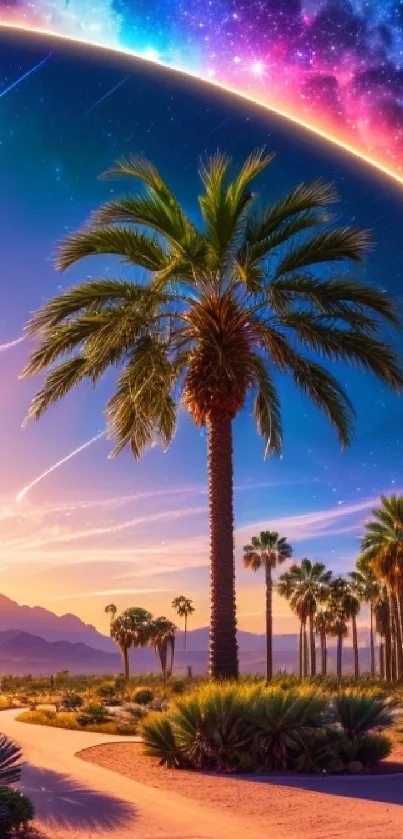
[391,607,397,683]
[299,622,303,679]
[184,614,187,651]
[337,633,343,681]
[380,641,385,681]
[303,623,309,678]
[391,592,403,679]
[309,613,316,677]
[265,565,273,682]
[352,614,359,680]
[385,621,392,682]
[122,646,129,681]
[207,413,238,679]
[320,632,327,676]
[370,604,375,678]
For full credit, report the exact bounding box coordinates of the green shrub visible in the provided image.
[132,688,154,705]
[170,679,186,695]
[353,732,392,766]
[0,787,35,833]
[61,692,84,711]
[96,684,116,700]
[333,692,394,739]
[0,735,23,786]
[143,715,182,768]
[78,704,109,726]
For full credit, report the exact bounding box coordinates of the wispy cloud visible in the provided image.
[54,587,174,601]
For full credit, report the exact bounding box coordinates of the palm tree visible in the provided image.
[345,585,361,680]
[360,495,403,679]
[21,151,403,679]
[315,609,333,676]
[110,606,152,680]
[278,559,332,677]
[171,596,195,650]
[105,603,117,625]
[375,588,392,681]
[328,577,350,680]
[243,531,292,680]
[151,617,176,678]
[349,565,380,677]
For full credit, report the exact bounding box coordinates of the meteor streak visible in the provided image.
[83,75,129,116]
[0,336,24,353]
[16,431,105,502]
[0,52,51,100]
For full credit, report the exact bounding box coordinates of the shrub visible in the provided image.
[96,684,116,700]
[170,679,186,695]
[61,692,84,711]
[0,735,23,786]
[116,723,137,736]
[77,704,109,726]
[132,688,154,705]
[333,692,394,739]
[143,715,182,768]
[352,732,392,767]
[0,787,35,834]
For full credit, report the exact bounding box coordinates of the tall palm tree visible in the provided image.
[278,559,332,677]
[243,531,292,680]
[171,596,195,650]
[349,565,380,677]
[110,606,152,680]
[109,613,133,680]
[328,577,352,680]
[21,151,403,679]
[345,585,361,680]
[374,591,391,680]
[151,617,176,678]
[315,609,333,676]
[360,494,403,679]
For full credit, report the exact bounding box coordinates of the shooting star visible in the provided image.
[83,76,129,117]
[16,431,106,503]
[0,336,24,353]
[0,53,51,101]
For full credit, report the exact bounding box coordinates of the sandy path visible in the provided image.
[79,741,403,839]
[0,709,274,839]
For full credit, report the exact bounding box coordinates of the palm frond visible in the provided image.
[249,179,338,242]
[250,354,282,456]
[274,227,371,279]
[0,735,23,786]
[56,226,167,272]
[23,357,88,422]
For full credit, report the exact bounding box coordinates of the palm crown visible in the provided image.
[21,150,403,678]
[360,494,403,590]
[243,531,292,571]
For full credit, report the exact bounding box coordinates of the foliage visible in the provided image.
[0,787,35,834]
[77,704,109,726]
[132,688,154,705]
[0,736,23,787]
[16,708,136,736]
[61,692,84,710]
[141,684,394,774]
[333,692,394,739]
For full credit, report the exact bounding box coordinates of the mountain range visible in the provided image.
[0,594,370,675]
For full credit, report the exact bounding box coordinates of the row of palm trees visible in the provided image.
[244,494,403,682]
[105,595,195,679]
[21,149,403,678]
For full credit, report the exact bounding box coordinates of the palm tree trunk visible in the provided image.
[122,646,129,681]
[320,632,326,676]
[391,592,403,679]
[265,565,273,682]
[299,622,303,679]
[352,614,359,680]
[309,612,316,677]
[370,603,375,677]
[337,633,342,681]
[391,608,397,682]
[184,614,187,651]
[323,632,327,676]
[207,412,238,679]
[385,622,392,682]
[380,640,385,680]
[303,622,308,678]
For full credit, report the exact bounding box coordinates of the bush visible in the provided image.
[96,684,116,700]
[116,723,137,736]
[142,684,393,774]
[61,692,84,711]
[0,735,23,786]
[0,787,35,833]
[333,692,394,739]
[170,679,186,695]
[132,688,154,705]
[77,704,109,726]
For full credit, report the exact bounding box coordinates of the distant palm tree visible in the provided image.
[109,607,152,680]
[278,559,332,677]
[151,617,176,678]
[328,577,351,680]
[105,603,117,625]
[349,565,380,677]
[243,531,292,681]
[315,609,333,676]
[374,588,392,681]
[360,494,403,679]
[172,596,195,650]
[21,152,403,677]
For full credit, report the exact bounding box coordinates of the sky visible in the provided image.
[0,26,402,637]
[3,2,403,183]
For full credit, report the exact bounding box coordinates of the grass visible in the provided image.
[16,709,137,736]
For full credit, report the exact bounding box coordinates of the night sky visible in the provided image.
[3,2,403,182]
[0,26,402,635]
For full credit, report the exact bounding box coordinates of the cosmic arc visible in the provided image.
[1,21,403,190]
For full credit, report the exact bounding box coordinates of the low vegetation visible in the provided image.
[0,734,35,835]
[142,684,395,774]
[16,707,138,736]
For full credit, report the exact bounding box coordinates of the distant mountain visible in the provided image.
[0,629,119,675]
[0,594,115,651]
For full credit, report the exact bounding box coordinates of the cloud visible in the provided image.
[54,587,173,601]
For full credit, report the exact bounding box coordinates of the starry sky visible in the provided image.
[0,25,402,637]
[3,2,403,183]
